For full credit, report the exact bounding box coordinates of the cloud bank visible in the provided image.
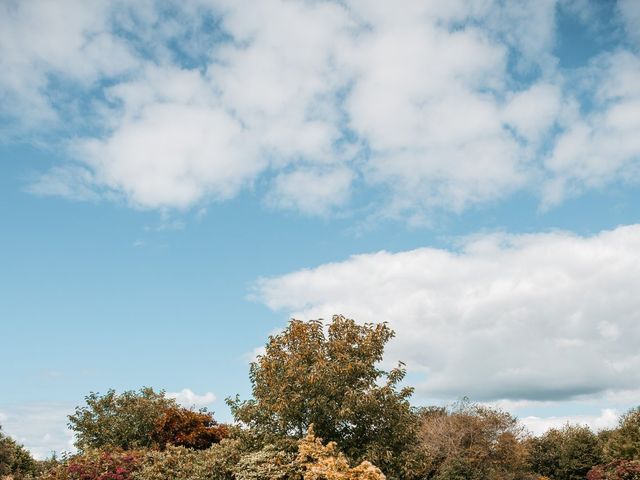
[255,224,640,403]
[1,0,639,218]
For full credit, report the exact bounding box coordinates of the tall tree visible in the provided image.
[228,315,417,479]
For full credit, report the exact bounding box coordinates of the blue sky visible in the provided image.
[1,0,640,458]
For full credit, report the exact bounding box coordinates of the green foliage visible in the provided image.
[227,315,416,479]
[67,388,228,454]
[0,425,38,479]
[415,399,529,480]
[133,439,244,480]
[528,424,603,480]
[234,445,298,480]
[605,408,640,462]
[68,388,177,451]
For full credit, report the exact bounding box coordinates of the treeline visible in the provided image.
[2,315,640,480]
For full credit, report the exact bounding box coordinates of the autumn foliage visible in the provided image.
[152,407,229,450]
[6,316,640,480]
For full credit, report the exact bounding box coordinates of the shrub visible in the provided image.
[41,450,143,480]
[68,388,177,451]
[587,460,640,480]
[415,400,529,480]
[0,426,38,479]
[133,439,244,480]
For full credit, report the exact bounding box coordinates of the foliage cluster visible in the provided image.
[1,426,39,479]
[67,387,228,453]
[6,315,640,480]
[415,400,529,480]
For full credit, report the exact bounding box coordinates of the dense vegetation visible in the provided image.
[2,315,640,480]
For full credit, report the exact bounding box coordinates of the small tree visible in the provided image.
[0,425,38,479]
[228,315,416,479]
[68,387,176,451]
[528,424,603,480]
[605,407,640,461]
[416,399,529,480]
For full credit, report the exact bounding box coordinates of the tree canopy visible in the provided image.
[227,315,416,478]
[68,387,227,452]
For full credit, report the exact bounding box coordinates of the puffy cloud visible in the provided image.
[6,0,640,218]
[543,51,640,206]
[0,0,136,127]
[255,225,640,402]
[167,388,216,408]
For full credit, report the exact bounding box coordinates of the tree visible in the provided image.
[0,425,38,479]
[228,315,417,479]
[68,388,228,453]
[415,399,529,480]
[68,387,177,451]
[528,424,603,480]
[605,407,640,461]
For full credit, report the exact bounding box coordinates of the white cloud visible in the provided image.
[619,0,640,46]
[6,0,640,218]
[255,224,640,402]
[0,404,75,460]
[26,165,100,202]
[267,167,354,216]
[522,409,619,436]
[503,83,562,144]
[167,388,216,408]
[543,51,640,206]
[0,0,136,127]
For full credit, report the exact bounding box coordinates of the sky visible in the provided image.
[1,0,640,459]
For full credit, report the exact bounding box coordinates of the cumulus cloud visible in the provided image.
[5,0,640,218]
[543,51,640,206]
[255,224,640,403]
[0,0,136,127]
[167,388,216,408]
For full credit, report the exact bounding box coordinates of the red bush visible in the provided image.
[152,407,229,450]
[587,460,640,480]
[44,450,142,480]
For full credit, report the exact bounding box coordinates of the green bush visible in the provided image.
[0,425,38,479]
[528,424,603,480]
[133,439,244,480]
